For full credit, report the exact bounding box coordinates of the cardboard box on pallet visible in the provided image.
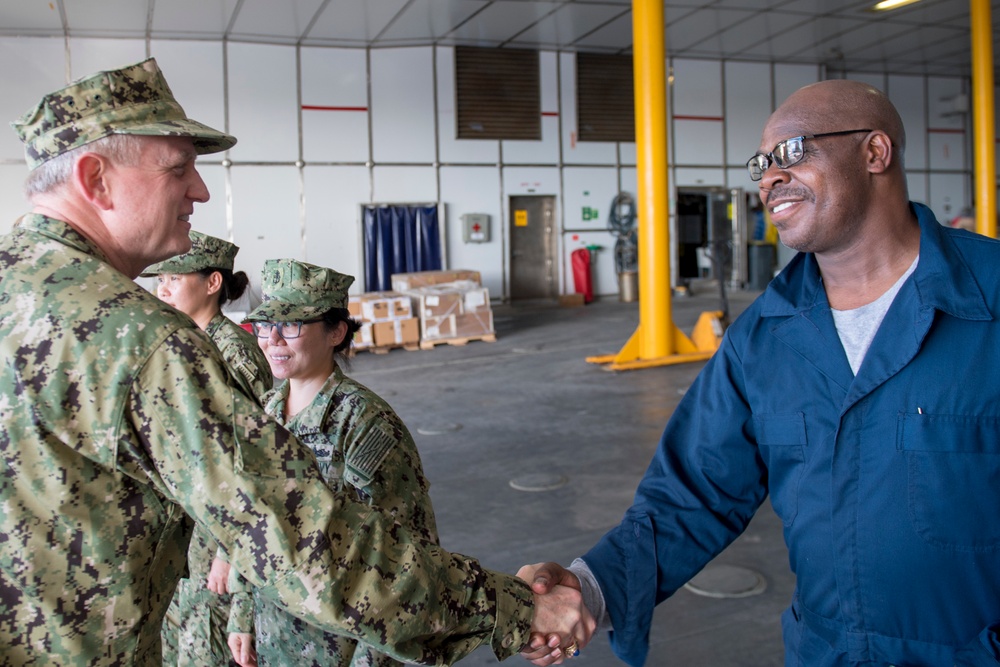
[360,293,411,322]
[391,269,481,292]
[353,322,374,350]
[407,281,494,342]
[373,317,419,347]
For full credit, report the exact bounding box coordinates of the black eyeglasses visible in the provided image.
[251,319,323,339]
[746,129,872,181]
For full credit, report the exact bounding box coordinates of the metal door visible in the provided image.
[509,195,557,300]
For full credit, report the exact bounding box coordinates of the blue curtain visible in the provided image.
[364,205,442,291]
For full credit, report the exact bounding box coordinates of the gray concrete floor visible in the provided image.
[349,283,793,666]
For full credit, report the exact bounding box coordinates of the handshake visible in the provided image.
[520,562,599,666]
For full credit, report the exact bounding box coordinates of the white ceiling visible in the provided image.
[0,0,995,79]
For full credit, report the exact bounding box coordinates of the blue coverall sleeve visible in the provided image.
[581,331,770,666]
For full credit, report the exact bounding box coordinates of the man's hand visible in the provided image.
[207,557,231,595]
[228,632,257,667]
[518,563,594,665]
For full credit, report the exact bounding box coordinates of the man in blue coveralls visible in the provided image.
[521,79,1000,666]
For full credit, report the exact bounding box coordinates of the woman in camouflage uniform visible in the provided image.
[143,231,273,666]
[227,258,439,667]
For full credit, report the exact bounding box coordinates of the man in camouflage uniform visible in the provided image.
[143,231,272,666]
[0,58,593,666]
[228,260,443,667]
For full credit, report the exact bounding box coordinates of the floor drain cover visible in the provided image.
[683,564,767,599]
[416,423,462,435]
[509,473,568,492]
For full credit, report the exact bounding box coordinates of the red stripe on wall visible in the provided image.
[301,105,368,112]
[927,128,966,134]
[674,115,724,122]
[542,111,559,117]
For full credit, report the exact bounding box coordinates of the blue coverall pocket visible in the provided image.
[754,412,807,527]
[897,412,1000,551]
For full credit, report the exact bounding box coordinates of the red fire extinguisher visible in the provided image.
[571,248,593,304]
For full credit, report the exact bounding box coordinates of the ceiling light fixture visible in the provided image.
[871,0,922,11]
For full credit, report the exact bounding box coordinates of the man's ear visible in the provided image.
[866,131,894,175]
[73,152,114,210]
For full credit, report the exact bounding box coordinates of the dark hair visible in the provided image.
[197,267,250,307]
[321,307,362,362]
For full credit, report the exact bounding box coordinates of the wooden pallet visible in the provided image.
[356,343,420,355]
[419,333,497,350]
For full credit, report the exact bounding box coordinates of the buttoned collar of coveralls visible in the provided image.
[755,201,991,412]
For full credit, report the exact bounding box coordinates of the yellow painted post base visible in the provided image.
[586,311,725,371]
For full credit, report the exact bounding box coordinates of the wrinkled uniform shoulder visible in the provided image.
[206,312,272,402]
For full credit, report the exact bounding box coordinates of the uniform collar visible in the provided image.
[19,213,114,266]
[759,202,991,322]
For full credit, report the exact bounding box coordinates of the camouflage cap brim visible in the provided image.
[244,301,330,324]
[117,118,235,156]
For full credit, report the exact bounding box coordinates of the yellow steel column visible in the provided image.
[585,0,724,370]
[633,0,671,358]
[971,0,997,238]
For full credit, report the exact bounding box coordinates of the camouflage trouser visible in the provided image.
[253,590,402,667]
[162,577,238,667]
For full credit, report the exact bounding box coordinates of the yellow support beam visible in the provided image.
[971,0,996,238]
[588,0,722,371]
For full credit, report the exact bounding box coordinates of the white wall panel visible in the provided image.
[560,52,616,165]
[673,118,724,166]
[619,142,636,165]
[435,46,499,164]
[619,167,638,199]
[773,63,818,109]
[672,59,722,117]
[0,37,66,162]
[370,47,435,164]
[928,172,969,223]
[302,166,370,286]
[562,230,617,297]
[675,167,725,187]
[888,75,927,170]
[440,166,504,296]
[230,166,303,282]
[301,47,370,163]
[190,164,228,241]
[0,165,30,232]
[503,167,560,196]
[228,43,298,163]
[68,38,146,80]
[727,167,757,192]
[563,167,618,230]
[151,40,227,148]
[503,51,559,164]
[372,166,437,202]
[725,61,771,166]
[926,77,966,171]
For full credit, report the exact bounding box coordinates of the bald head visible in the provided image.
[770,80,905,165]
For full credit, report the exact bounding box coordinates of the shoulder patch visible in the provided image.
[345,423,395,488]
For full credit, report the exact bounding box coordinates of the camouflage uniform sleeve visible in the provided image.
[128,328,533,664]
[227,568,255,635]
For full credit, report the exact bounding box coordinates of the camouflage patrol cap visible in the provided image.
[245,259,355,322]
[140,231,239,277]
[11,57,236,170]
